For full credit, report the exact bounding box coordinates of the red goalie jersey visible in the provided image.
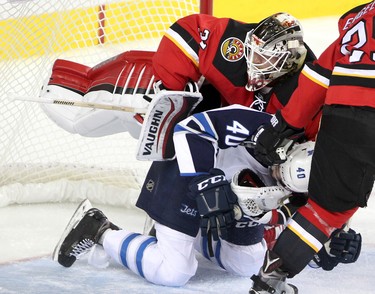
[153,14,255,106]
[153,13,318,138]
[281,1,375,128]
[153,14,316,113]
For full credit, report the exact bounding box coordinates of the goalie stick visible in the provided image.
[7,94,148,114]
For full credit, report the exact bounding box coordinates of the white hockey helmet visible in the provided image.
[272,141,315,193]
[245,12,307,91]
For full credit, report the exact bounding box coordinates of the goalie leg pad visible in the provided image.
[40,51,156,137]
[42,85,141,137]
[74,109,141,137]
[45,58,91,93]
[41,85,85,134]
[40,59,92,134]
[87,50,154,110]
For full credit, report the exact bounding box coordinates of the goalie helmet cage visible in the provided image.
[0,0,212,208]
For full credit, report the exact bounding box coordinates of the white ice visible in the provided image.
[1,17,375,294]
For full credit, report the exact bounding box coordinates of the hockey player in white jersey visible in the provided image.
[173,104,362,292]
[53,107,361,288]
[53,124,308,286]
[52,108,294,284]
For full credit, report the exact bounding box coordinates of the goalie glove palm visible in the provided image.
[189,169,237,241]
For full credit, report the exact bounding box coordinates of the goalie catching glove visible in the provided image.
[189,168,237,241]
[252,111,304,166]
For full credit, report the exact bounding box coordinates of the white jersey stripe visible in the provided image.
[287,218,322,253]
[165,28,199,67]
[333,65,375,78]
[302,65,330,88]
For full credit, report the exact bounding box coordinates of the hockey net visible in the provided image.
[0,0,212,208]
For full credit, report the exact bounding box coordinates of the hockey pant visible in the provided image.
[90,222,267,287]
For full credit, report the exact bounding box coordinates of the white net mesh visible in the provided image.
[0,0,204,207]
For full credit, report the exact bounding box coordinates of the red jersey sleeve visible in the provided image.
[152,14,225,90]
[152,14,256,107]
[280,51,333,129]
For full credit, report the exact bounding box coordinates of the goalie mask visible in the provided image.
[245,12,307,91]
[272,141,315,193]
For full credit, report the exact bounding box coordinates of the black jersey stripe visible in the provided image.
[292,212,328,246]
[336,62,375,70]
[330,75,375,88]
[331,62,375,88]
[170,22,200,56]
[306,62,332,80]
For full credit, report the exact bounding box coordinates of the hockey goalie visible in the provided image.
[40,50,203,160]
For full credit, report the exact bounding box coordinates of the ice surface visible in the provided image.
[2,195,374,293]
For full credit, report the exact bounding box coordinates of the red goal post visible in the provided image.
[0,0,213,208]
[200,0,213,15]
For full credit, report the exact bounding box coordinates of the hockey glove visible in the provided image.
[252,111,304,166]
[313,228,362,271]
[189,168,237,241]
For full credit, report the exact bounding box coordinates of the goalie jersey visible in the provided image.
[153,14,316,113]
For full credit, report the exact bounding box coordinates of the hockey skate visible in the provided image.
[53,199,117,267]
[249,251,298,294]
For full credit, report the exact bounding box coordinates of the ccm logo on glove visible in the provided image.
[197,175,226,190]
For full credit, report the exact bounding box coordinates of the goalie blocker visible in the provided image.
[136,82,202,160]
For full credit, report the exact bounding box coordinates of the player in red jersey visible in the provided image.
[249,2,374,293]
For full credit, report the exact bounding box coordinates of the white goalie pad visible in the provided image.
[136,84,203,161]
[40,84,144,138]
[231,170,292,217]
[39,51,154,138]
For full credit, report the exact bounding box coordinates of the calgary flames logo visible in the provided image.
[221,37,244,62]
